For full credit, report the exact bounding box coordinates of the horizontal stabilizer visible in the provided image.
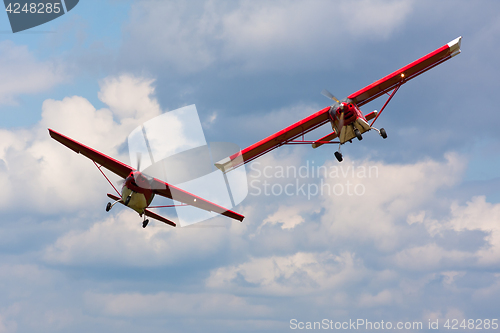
[107,193,176,227]
[144,209,177,227]
[364,110,378,121]
[312,131,338,149]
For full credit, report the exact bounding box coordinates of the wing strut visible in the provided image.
[93,160,121,197]
[369,80,403,127]
[284,139,339,145]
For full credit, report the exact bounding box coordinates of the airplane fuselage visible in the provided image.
[121,171,155,215]
[329,101,372,144]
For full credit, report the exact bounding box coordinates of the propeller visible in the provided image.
[321,89,340,104]
[321,89,347,133]
[136,152,142,172]
[117,152,143,186]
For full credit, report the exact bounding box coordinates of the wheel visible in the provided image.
[334,151,343,162]
[354,128,362,141]
[106,202,111,212]
[143,219,149,228]
[380,128,387,139]
[125,195,131,206]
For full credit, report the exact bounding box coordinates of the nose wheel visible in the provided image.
[354,128,362,141]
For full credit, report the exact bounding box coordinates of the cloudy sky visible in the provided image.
[1,0,500,332]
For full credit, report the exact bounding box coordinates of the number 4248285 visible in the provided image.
[5,2,61,14]
[444,319,498,330]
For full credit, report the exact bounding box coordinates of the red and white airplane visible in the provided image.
[216,37,462,170]
[49,129,244,228]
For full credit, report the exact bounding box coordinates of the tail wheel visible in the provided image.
[334,151,343,162]
[354,128,362,141]
[380,128,387,139]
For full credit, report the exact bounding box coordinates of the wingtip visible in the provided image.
[223,209,245,222]
[48,128,63,140]
[448,36,462,57]
[215,156,232,173]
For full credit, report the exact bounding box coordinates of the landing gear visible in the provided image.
[380,128,387,139]
[354,128,362,141]
[370,126,388,139]
[125,195,131,206]
[106,199,121,212]
[143,219,149,228]
[334,151,343,162]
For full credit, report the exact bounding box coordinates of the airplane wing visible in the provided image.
[215,106,332,172]
[349,36,462,107]
[107,193,177,227]
[150,178,245,222]
[49,129,133,179]
[144,208,177,227]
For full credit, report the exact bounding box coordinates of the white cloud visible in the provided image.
[421,307,466,329]
[218,0,413,70]
[447,197,500,263]
[202,151,500,310]
[43,210,232,267]
[123,1,218,72]
[358,289,397,308]
[391,243,472,271]
[0,263,68,333]
[314,153,465,251]
[0,314,16,333]
[97,75,161,120]
[441,271,466,286]
[206,251,366,295]
[260,205,306,230]
[409,196,500,265]
[122,0,414,72]
[0,74,164,213]
[84,291,271,318]
[472,274,500,302]
[0,41,66,105]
